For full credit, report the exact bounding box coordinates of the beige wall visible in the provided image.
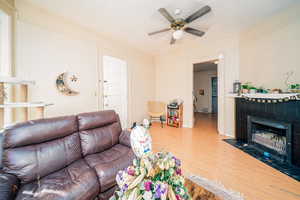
[154,36,239,136]
[240,3,300,90]
[15,0,155,127]
[193,70,217,113]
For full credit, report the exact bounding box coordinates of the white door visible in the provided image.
[102,55,128,128]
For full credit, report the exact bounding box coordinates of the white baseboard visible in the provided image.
[219,132,234,138]
[183,123,193,128]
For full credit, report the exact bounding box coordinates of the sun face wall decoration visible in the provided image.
[56,72,79,96]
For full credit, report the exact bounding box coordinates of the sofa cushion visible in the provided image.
[77,110,119,131]
[3,116,78,148]
[84,144,135,192]
[79,123,121,156]
[3,133,82,184]
[15,159,100,200]
[119,130,131,148]
[78,110,122,156]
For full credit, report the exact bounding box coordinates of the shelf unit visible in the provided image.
[0,77,53,128]
[167,104,183,128]
[0,77,35,85]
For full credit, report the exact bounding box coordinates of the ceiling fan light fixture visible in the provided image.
[174,8,181,16]
[173,30,183,40]
[149,5,211,45]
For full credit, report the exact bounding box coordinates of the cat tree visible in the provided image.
[0,77,53,128]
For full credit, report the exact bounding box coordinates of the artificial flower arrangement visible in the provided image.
[110,152,191,200]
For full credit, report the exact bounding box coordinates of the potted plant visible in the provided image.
[289,84,300,93]
[271,88,282,94]
[241,82,251,94]
[257,87,268,94]
[249,86,257,94]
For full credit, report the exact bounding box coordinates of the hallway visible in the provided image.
[150,115,300,200]
[194,112,217,130]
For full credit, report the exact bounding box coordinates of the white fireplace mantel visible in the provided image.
[227,93,300,100]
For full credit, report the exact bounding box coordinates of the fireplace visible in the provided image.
[247,116,292,164]
[229,98,300,181]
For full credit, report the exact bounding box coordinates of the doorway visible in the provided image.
[211,77,218,114]
[102,55,128,128]
[193,60,218,127]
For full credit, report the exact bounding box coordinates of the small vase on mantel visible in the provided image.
[242,89,249,94]
[249,89,257,94]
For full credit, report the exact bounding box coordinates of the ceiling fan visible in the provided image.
[148,5,211,45]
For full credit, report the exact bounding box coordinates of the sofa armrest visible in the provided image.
[1,134,19,200]
[119,130,131,147]
[0,172,20,200]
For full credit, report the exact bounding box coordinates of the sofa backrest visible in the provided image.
[1,110,123,184]
[2,116,81,184]
[77,110,122,156]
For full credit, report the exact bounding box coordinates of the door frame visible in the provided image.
[190,54,225,135]
[97,48,129,128]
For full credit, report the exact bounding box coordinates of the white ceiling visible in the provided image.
[24,0,297,55]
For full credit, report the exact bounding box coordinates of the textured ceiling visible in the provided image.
[22,0,297,55]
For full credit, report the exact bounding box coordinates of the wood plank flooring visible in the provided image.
[150,113,300,200]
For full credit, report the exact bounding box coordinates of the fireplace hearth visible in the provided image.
[224,138,300,181]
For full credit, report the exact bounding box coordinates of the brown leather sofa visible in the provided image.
[0,110,135,200]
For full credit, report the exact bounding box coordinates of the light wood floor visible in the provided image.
[150,113,300,200]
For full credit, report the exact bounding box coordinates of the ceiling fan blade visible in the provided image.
[148,28,171,36]
[158,8,175,23]
[184,5,211,24]
[184,27,205,37]
[170,37,176,45]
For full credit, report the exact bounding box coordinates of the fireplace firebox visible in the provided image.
[247,116,292,164]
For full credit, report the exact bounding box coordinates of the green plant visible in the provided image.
[241,82,252,90]
[249,86,257,90]
[290,84,300,89]
[241,85,248,89]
